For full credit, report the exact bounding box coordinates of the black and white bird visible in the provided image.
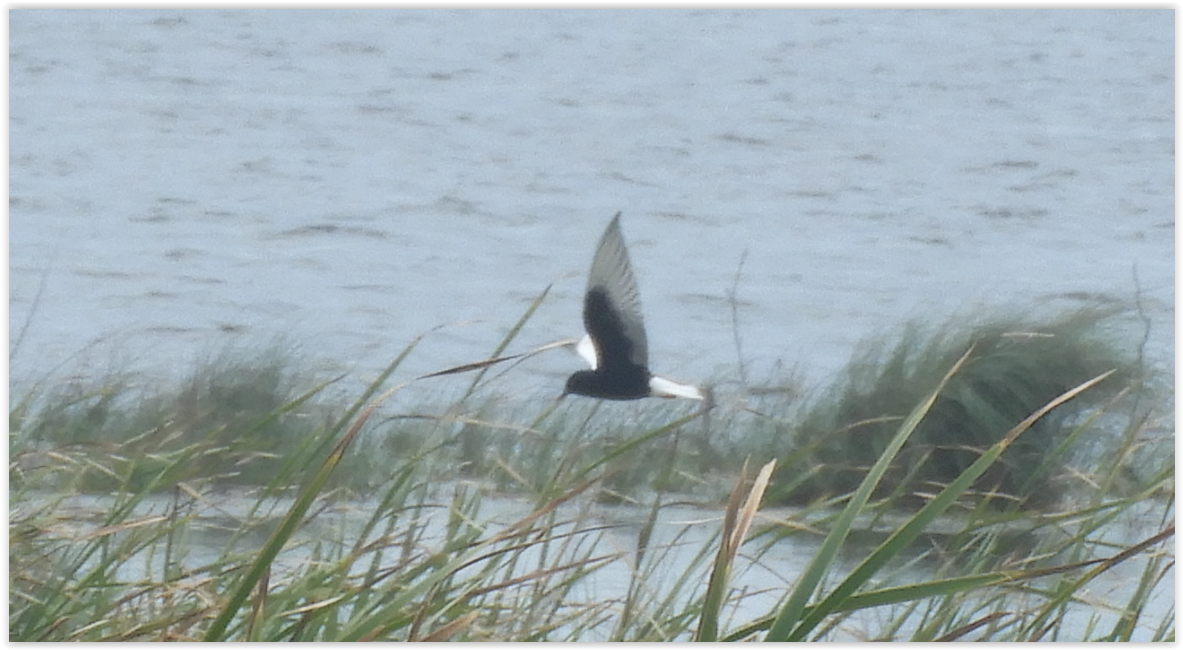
[562,214,705,401]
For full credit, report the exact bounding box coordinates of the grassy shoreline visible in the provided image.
[9,303,1174,640]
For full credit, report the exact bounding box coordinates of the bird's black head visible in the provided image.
[562,370,600,398]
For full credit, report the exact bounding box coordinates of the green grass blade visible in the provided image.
[202,380,405,641]
[462,283,551,400]
[786,370,1115,640]
[765,346,973,641]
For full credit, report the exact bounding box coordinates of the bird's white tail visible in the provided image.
[649,375,705,400]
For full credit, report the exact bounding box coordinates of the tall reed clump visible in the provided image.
[10,342,337,493]
[770,305,1152,510]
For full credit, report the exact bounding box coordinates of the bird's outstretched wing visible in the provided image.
[583,213,649,371]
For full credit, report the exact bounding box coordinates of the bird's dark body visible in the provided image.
[564,289,651,399]
[563,368,648,400]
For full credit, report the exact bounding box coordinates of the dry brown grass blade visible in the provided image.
[728,459,777,564]
[935,611,1011,641]
[246,567,270,641]
[490,475,602,544]
[81,515,169,540]
[720,459,749,555]
[417,337,579,380]
[999,369,1115,447]
[465,553,618,599]
[416,611,481,642]
[696,458,778,642]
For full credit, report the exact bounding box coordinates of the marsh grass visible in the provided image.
[9,299,1173,641]
[772,306,1155,510]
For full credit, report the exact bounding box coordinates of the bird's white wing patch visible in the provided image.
[576,333,599,370]
[649,375,704,400]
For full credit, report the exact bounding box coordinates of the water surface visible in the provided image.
[10,10,1173,405]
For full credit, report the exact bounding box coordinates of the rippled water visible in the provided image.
[9,10,1174,404]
